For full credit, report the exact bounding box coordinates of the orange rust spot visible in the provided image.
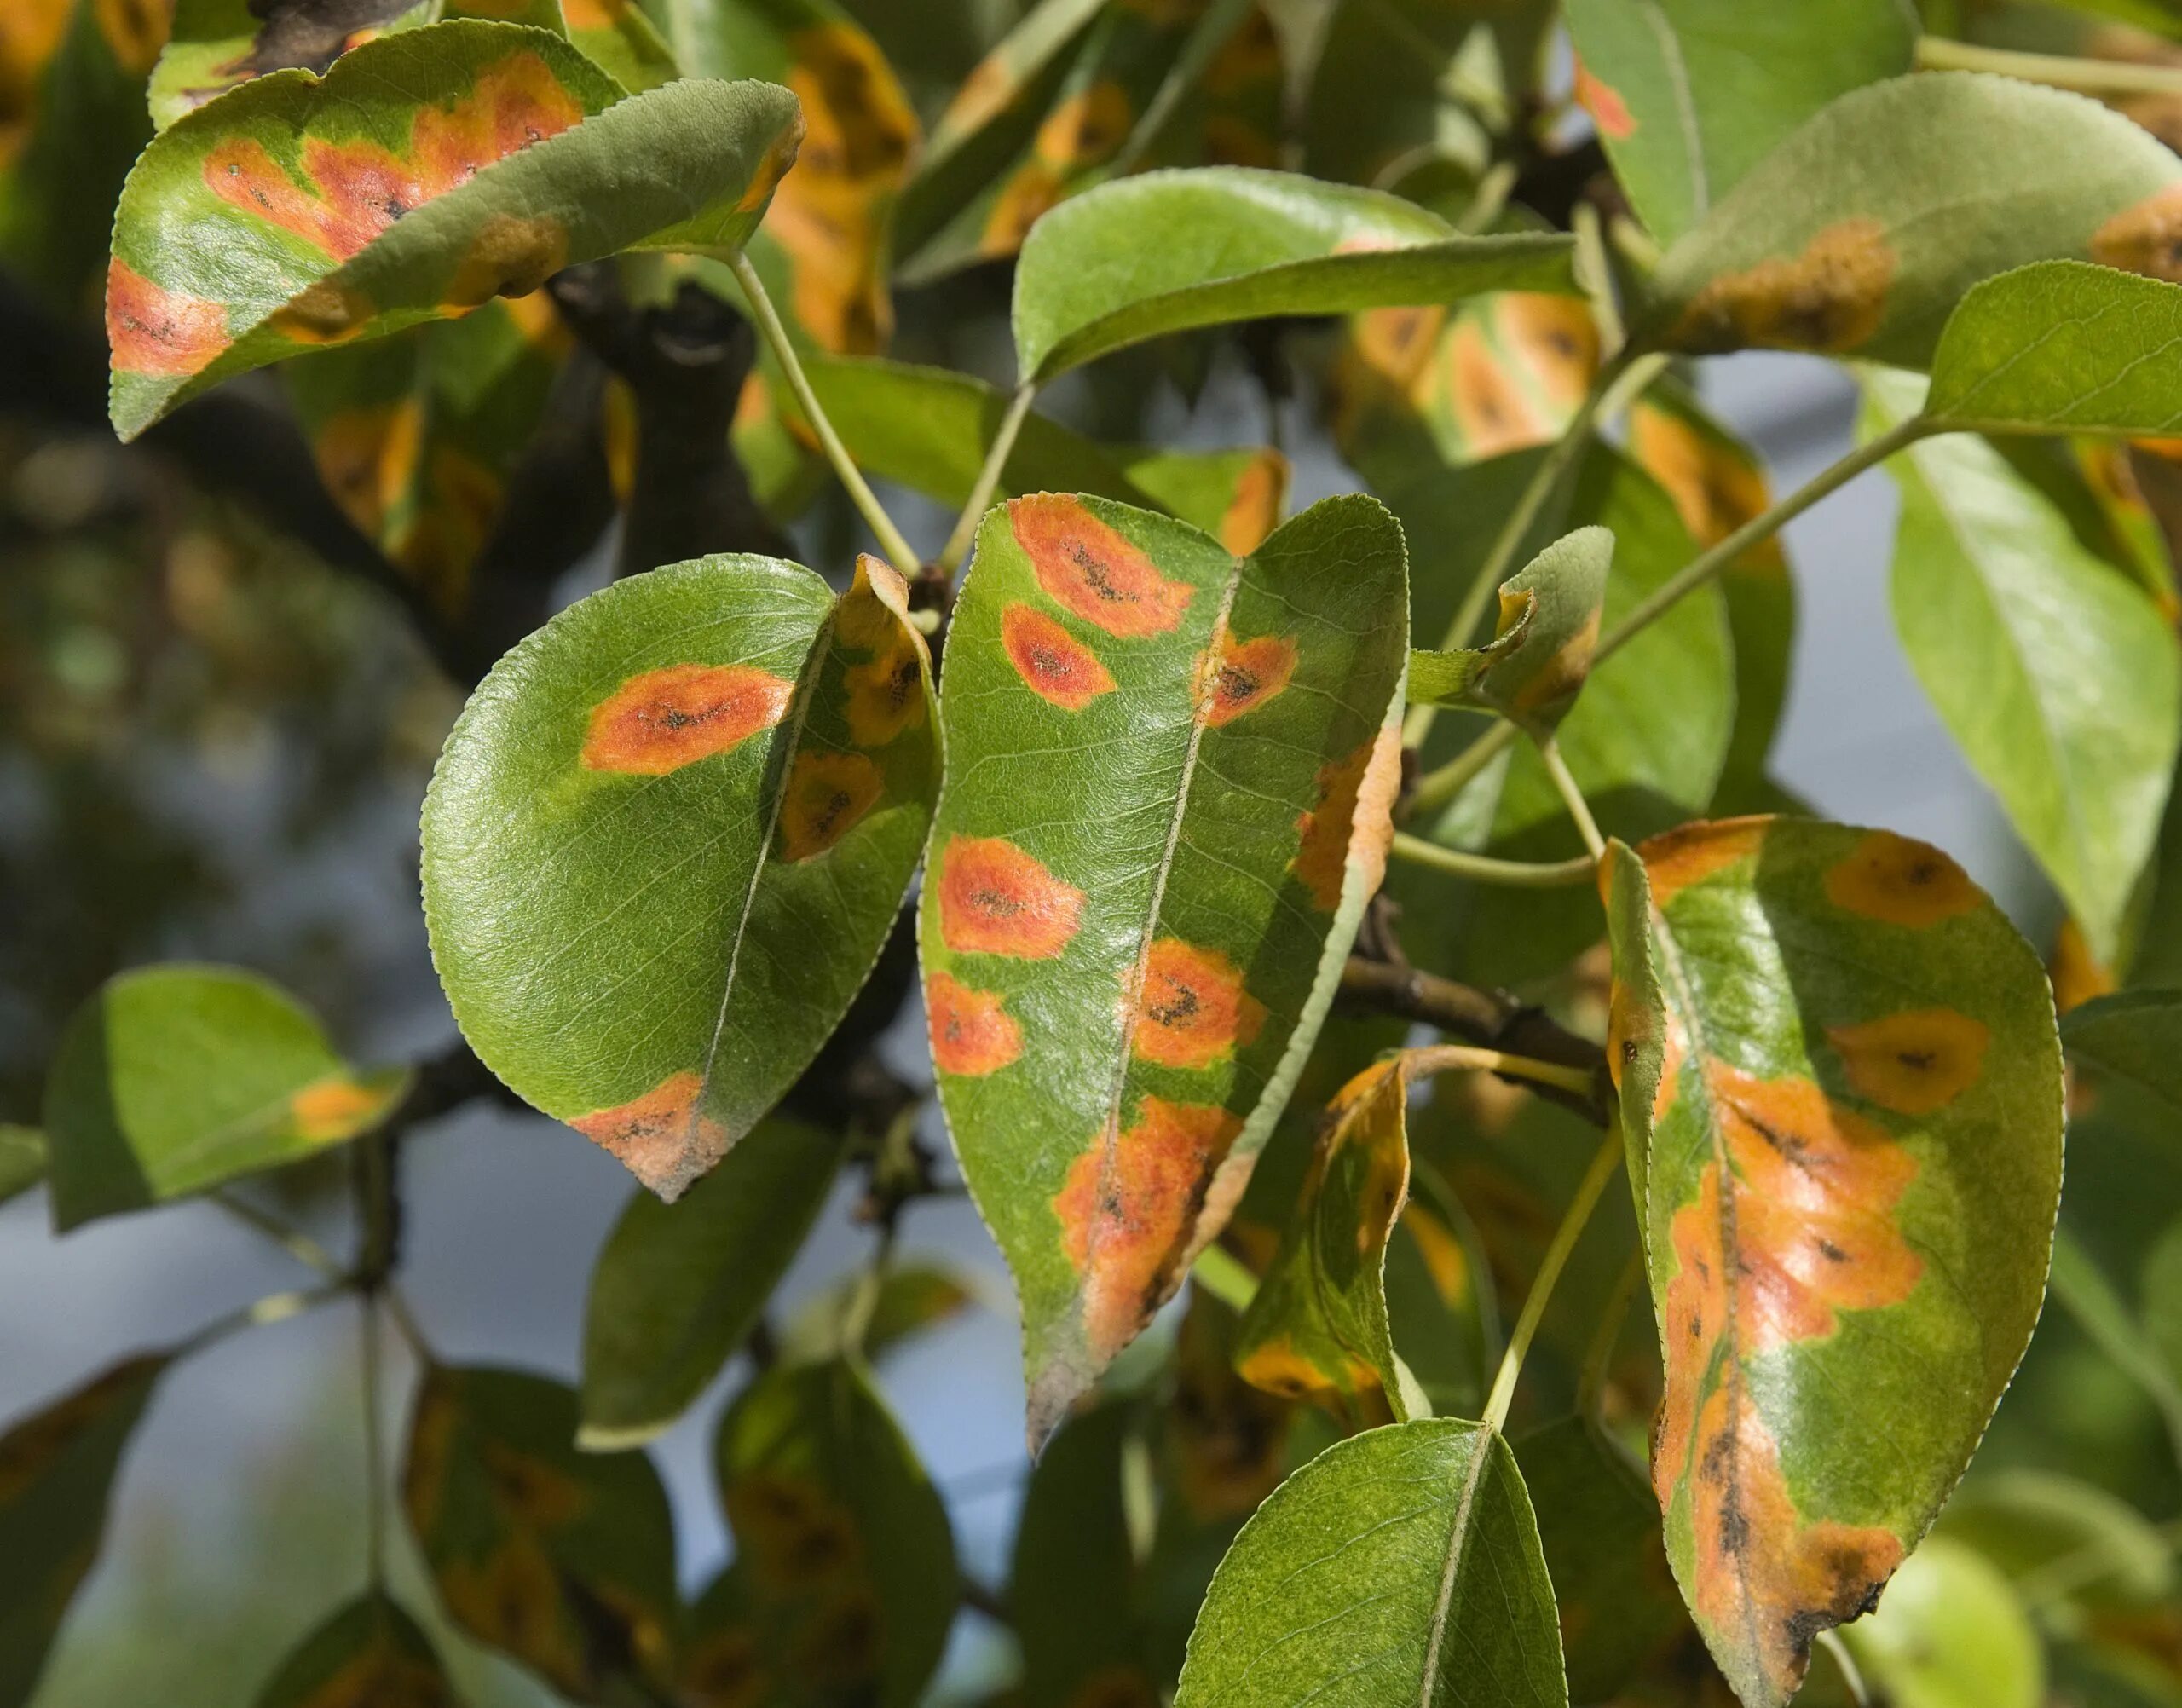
[1828,1009,1989,1115]
[936,834,1084,959]
[269,279,375,345]
[1631,401,1786,569]
[777,750,883,862]
[581,664,793,776]
[446,212,569,308]
[568,1070,725,1198]
[1290,723,1402,911]
[2093,184,2182,283]
[1002,603,1116,711]
[106,257,228,378]
[1447,318,1545,459]
[727,1470,863,1590]
[1823,829,1981,928]
[833,553,915,652]
[1009,493,1196,638]
[311,398,421,540]
[981,162,1065,258]
[1506,613,1602,718]
[1218,453,1287,555]
[288,1076,389,1141]
[1675,218,1896,355]
[439,1534,588,1694]
[1639,818,1770,909]
[1349,303,1445,392]
[736,114,807,214]
[2050,918,2116,1018]
[843,638,926,747]
[1055,1097,1244,1359]
[1198,627,1298,727]
[93,0,166,75]
[1131,938,1266,1069]
[1573,57,1634,140]
[925,972,1022,1076]
[1498,292,1600,412]
[1033,79,1132,168]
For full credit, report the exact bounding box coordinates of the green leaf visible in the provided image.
[1940,1469,2179,1612]
[682,1359,955,1708]
[1233,1056,1413,1428]
[1117,443,1290,555]
[423,554,937,1200]
[1928,261,2182,436]
[1837,1538,2044,1708]
[150,0,419,130]
[0,1355,168,1708]
[921,493,1408,1444]
[1408,527,1613,731]
[780,1260,982,1363]
[1602,817,2064,1708]
[1012,167,1578,384]
[554,0,678,95]
[43,964,408,1231]
[401,1363,678,1703]
[2048,1226,2182,1454]
[579,1115,848,1450]
[1562,0,1916,248]
[1173,1418,1567,1708]
[2064,990,2182,1115]
[1642,72,2182,367]
[251,1593,457,1708]
[106,20,800,438]
[1863,367,2181,963]
[0,1125,47,1207]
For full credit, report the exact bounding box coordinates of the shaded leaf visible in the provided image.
[1642,72,2182,367]
[1836,1538,2043,1708]
[401,1364,678,1703]
[0,1355,168,1708]
[922,493,1408,1444]
[1407,526,1613,732]
[1603,817,2064,1707]
[43,964,408,1231]
[1563,0,1915,247]
[0,1126,46,1208]
[107,20,800,437]
[683,1359,955,1708]
[1173,1418,1567,1708]
[150,0,420,129]
[1865,367,2181,963]
[2050,1224,2182,1461]
[423,554,937,1200]
[2064,989,2182,1116]
[1940,1469,2179,1613]
[1012,166,1577,383]
[252,1593,459,1708]
[580,1115,848,1449]
[781,1260,981,1363]
[553,0,678,95]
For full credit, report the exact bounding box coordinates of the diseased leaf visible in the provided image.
[554,0,678,95]
[150,0,420,130]
[2064,990,2182,1116]
[423,554,937,1200]
[251,1593,457,1708]
[683,1359,955,1708]
[922,493,1408,1445]
[580,1116,848,1449]
[1642,72,2182,367]
[43,964,408,1231]
[106,20,801,437]
[402,1364,678,1704]
[0,1355,168,1708]
[0,1125,47,1207]
[1927,260,2182,436]
[1408,526,1612,732]
[1836,1538,2044,1708]
[1562,0,1916,247]
[1603,817,2064,1707]
[1118,443,1290,556]
[1173,1418,1567,1708]
[1864,367,2181,963]
[1012,166,1578,383]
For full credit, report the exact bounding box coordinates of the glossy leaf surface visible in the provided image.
[107,20,800,436]
[924,493,1407,1443]
[2063,990,2182,1115]
[1012,167,1577,382]
[252,1594,456,1708]
[402,1364,677,1702]
[1866,369,2181,962]
[424,555,937,1199]
[1604,817,2064,1707]
[43,964,407,1231]
[1174,1418,1567,1708]
[1563,0,1915,247]
[1642,73,2182,367]
[0,1355,168,1708]
[580,1116,848,1448]
[684,1359,955,1708]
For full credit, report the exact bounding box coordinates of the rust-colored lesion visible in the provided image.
[288,1074,393,1142]
[1498,291,1601,412]
[439,1532,589,1697]
[1672,219,1896,355]
[843,639,926,747]
[580,663,794,776]
[1034,79,1133,171]
[1631,401,1787,570]
[1129,938,1267,1069]
[1290,723,1401,911]
[1001,603,1117,711]
[1217,452,1289,555]
[1573,57,1635,140]
[106,257,230,378]
[1640,818,1770,909]
[1823,829,1981,927]
[935,834,1085,959]
[1446,318,1544,459]
[1827,1008,1989,1115]
[924,972,1023,1076]
[1009,494,1197,638]
[776,750,883,862]
[2093,183,2182,283]
[1198,626,1298,727]
[567,1070,727,1199]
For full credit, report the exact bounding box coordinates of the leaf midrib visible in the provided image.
[1417,1426,1492,1707]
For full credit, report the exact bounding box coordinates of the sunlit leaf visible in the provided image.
[1864,367,2181,963]
[424,554,937,1200]
[1836,1538,2043,1708]
[923,493,1408,1444]
[2064,990,2182,1116]
[1642,72,2182,366]
[1407,526,1612,732]
[0,1126,46,1208]
[1173,1418,1567,1708]
[1603,817,2064,1707]
[683,1359,955,1708]
[106,20,800,437]
[401,1364,678,1703]
[1563,0,1915,247]
[0,1355,168,1708]
[43,964,408,1231]
[1012,166,1578,383]
[580,1116,848,1449]
[251,1593,456,1708]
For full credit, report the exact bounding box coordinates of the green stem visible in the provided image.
[938,383,1036,576]
[174,1283,345,1360]
[1401,1042,1602,1101]
[727,254,921,573]
[1915,33,2182,97]
[841,1218,898,1358]
[211,1190,344,1281]
[361,1295,386,1590]
[1191,1243,1260,1313]
[1571,201,1624,355]
[1817,1631,1873,1708]
[1481,1130,1623,1432]
[1536,736,1606,861]
[1388,831,1596,888]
